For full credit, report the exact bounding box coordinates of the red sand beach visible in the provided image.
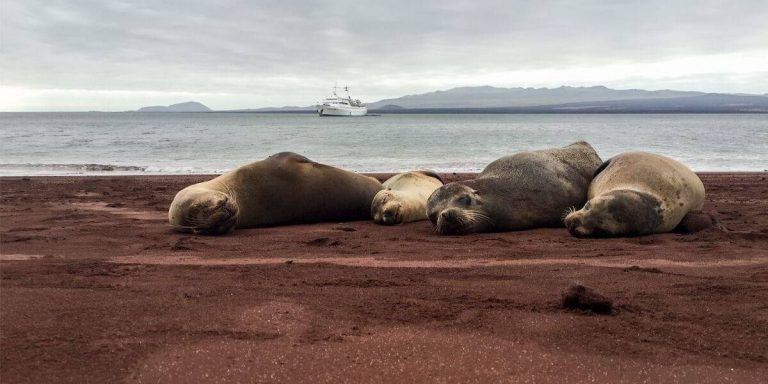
[1,173,767,383]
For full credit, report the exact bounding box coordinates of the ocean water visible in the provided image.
[0,112,766,175]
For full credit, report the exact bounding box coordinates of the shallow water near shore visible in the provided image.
[0,112,766,175]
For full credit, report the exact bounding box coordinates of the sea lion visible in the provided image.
[564,152,705,237]
[168,152,382,235]
[371,170,444,225]
[426,141,602,235]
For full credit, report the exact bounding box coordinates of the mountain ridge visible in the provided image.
[136,86,768,113]
[367,93,768,113]
[137,101,212,112]
[366,85,708,109]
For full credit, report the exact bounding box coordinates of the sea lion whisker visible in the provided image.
[465,210,492,227]
[463,212,479,227]
[467,210,492,222]
[561,206,577,222]
[184,216,210,226]
[455,214,476,233]
[182,216,202,224]
[186,213,210,223]
[171,224,197,229]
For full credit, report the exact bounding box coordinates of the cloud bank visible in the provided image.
[2,0,767,110]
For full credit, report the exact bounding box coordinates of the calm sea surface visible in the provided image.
[0,113,765,175]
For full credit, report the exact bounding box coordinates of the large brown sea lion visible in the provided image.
[168,152,382,234]
[426,141,602,235]
[564,151,705,237]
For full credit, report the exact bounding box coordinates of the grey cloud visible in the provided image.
[1,0,767,109]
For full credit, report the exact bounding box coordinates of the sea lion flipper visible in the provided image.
[593,158,612,178]
[268,152,314,164]
[415,170,445,184]
[568,140,592,147]
[674,211,715,234]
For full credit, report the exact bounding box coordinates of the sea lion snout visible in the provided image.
[189,198,239,235]
[169,188,239,235]
[432,208,469,235]
[564,212,587,237]
[373,202,402,225]
[214,196,228,208]
[565,218,590,238]
[380,205,402,225]
[371,191,403,225]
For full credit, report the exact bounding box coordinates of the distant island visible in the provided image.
[139,86,768,114]
[137,101,211,112]
[363,86,768,113]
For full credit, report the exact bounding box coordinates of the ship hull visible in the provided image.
[317,106,367,116]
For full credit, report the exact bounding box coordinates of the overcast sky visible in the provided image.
[1,0,767,111]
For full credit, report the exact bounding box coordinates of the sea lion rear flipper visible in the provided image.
[593,158,612,178]
[416,170,445,184]
[268,152,314,164]
[674,211,715,234]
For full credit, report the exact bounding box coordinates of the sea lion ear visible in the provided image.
[471,189,479,195]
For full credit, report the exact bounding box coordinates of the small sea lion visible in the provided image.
[426,141,603,235]
[371,170,444,225]
[564,151,705,237]
[168,152,382,235]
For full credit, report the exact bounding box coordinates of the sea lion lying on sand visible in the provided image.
[169,152,382,235]
[564,151,705,237]
[371,170,444,225]
[427,141,602,235]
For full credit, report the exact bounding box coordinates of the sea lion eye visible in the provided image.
[458,195,472,205]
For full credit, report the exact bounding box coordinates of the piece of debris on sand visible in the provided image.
[561,282,614,315]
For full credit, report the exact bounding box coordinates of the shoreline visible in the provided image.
[1,170,765,179]
[1,172,767,382]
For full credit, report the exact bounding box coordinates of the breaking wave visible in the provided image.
[0,163,228,176]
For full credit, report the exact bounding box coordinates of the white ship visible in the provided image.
[317,85,367,116]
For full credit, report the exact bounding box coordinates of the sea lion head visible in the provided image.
[168,186,239,235]
[564,190,662,238]
[426,182,492,235]
[371,189,406,225]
